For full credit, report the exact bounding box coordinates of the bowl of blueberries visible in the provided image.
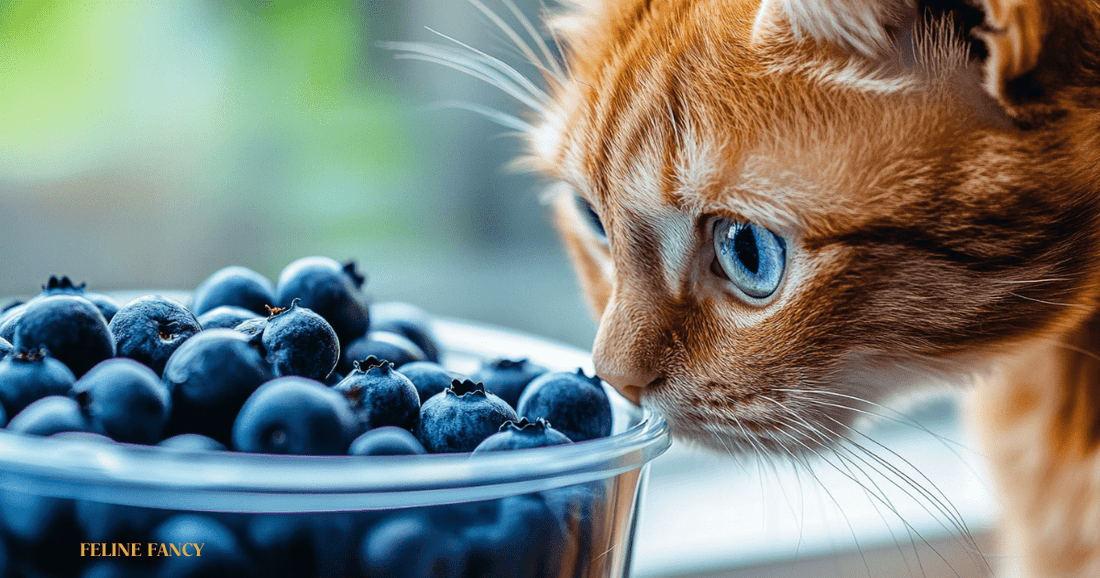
[0,257,671,578]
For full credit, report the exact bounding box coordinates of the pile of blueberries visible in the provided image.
[0,257,619,578]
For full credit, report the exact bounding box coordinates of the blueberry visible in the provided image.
[0,348,76,417]
[0,336,11,360]
[81,561,146,578]
[462,495,566,578]
[397,361,454,403]
[370,301,440,363]
[109,295,202,377]
[162,329,273,446]
[0,487,81,575]
[156,433,227,452]
[0,306,22,344]
[517,369,612,443]
[275,257,370,347]
[196,305,262,330]
[261,300,339,381]
[348,426,427,455]
[69,359,171,445]
[32,276,121,323]
[341,330,425,375]
[334,358,419,434]
[6,396,92,436]
[12,295,115,378]
[245,514,317,578]
[359,514,468,578]
[152,515,253,578]
[471,417,572,453]
[415,379,517,454]
[76,497,166,550]
[232,376,359,455]
[467,358,549,411]
[189,265,276,317]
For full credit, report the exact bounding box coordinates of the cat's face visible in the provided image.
[530,0,1100,450]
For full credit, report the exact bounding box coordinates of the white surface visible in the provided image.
[631,393,999,577]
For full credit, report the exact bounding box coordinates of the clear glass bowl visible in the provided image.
[0,314,671,577]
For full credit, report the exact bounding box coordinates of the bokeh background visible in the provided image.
[0,0,595,349]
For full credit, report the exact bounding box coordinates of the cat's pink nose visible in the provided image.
[594,362,658,406]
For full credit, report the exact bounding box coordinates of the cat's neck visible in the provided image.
[969,307,1100,577]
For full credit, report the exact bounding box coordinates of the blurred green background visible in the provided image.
[0,0,596,349]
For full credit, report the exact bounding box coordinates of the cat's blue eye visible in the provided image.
[575,195,606,239]
[713,219,786,299]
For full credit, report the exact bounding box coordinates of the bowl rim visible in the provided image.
[0,313,672,512]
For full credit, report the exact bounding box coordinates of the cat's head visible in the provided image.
[528,0,1100,451]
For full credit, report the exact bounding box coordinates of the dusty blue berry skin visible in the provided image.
[275,257,370,347]
[232,376,359,455]
[157,433,227,452]
[462,495,566,578]
[189,265,276,317]
[197,305,261,330]
[416,379,518,454]
[31,276,121,322]
[7,395,93,436]
[468,358,550,411]
[154,515,254,578]
[348,426,427,455]
[261,301,339,381]
[12,295,115,378]
[108,295,201,377]
[370,301,440,363]
[162,329,274,446]
[0,348,76,417]
[0,336,12,359]
[0,305,24,344]
[471,417,573,453]
[517,369,613,443]
[71,358,172,445]
[334,359,419,434]
[397,361,454,403]
[341,330,425,375]
[359,514,468,578]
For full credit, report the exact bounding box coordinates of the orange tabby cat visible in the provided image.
[401,0,1100,575]
[512,0,1100,576]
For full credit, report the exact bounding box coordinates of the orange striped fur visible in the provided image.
[523,0,1100,575]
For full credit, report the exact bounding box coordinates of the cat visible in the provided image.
[399,0,1100,575]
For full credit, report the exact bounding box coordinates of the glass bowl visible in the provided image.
[0,310,671,577]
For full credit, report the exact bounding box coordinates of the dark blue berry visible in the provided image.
[348,426,427,455]
[471,417,572,453]
[81,561,146,578]
[157,433,227,452]
[0,348,76,417]
[0,305,23,344]
[6,395,92,436]
[462,495,566,578]
[370,301,440,362]
[517,369,613,442]
[12,295,115,378]
[70,359,171,445]
[0,336,11,359]
[416,379,517,453]
[261,300,339,381]
[467,358,549,411]
[334,358,419,434]
[397,361,454,404]
[162,329,273,446]
[341,330,425,375]
[152,515,254,578]
[359,514,468,578]
[189,265,276,317]
[275,257,370,347]
[232,376,358,455]
[196,305,262,330]
[245,513,317,578]
[33,276,121,322]
[108,295,201,377]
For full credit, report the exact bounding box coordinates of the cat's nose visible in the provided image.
[594,363,659,406]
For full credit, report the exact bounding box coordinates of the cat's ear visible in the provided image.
[752,0,1045,106]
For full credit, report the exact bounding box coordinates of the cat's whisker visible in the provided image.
[498,0,567,82]
[427,100,535,132]
[466,0,565,85]
[1007,291,1089,309]
[422,27,553,104]
[535,0,572,80]
[384,41,546,112]
[991,278,1073,284]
